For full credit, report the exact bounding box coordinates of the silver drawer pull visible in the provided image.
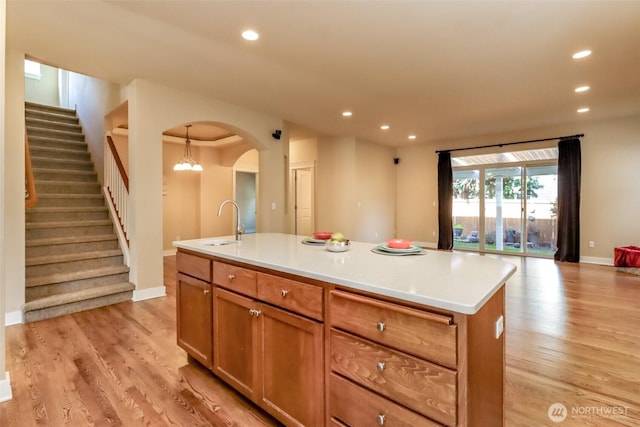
[281,289,289,297]
[377,414,386,425]
[377,362,386,372]
[248,309,262,317]
[377,322,386,332]
[254,310,261,317]
[228,274,235,281]
[203,289,210,295]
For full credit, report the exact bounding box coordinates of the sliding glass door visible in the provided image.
[484,167,524,254]
[452,156,558,257]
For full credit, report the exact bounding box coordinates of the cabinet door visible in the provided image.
[260,304,324,427]
[176,273,212,369]
[213,287,260,401]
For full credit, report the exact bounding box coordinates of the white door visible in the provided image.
[295,169,312,236]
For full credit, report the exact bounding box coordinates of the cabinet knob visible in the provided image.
[377,414,386,425]
[228,274,235,281]
[281,289,289,297]
[377,322,386,332]
[203,289,210,295]
[377,361,386,372]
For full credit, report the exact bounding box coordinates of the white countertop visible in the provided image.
[173,233,516,315]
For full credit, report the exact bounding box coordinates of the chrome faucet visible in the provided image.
[217,199,242,240]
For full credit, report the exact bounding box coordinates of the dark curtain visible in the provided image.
[437,151,454,250]
[554,138,581,262]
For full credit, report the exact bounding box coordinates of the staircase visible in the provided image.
[24,101,134,323]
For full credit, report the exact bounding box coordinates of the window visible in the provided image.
[24,59,41,80]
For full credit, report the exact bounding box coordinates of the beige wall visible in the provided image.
[316,136,396,243]
[126,79,285,287]
[396,114,640,262]
[4,48,25,314]
[68,71,123,185]
[1,0,7,390]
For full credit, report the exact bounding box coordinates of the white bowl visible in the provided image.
[326,240,350,252]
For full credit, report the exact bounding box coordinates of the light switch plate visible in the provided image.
[495,315,504,339]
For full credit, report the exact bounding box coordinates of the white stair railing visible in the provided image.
[104,134,130,265]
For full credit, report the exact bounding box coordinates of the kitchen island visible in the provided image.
[174,233,516,426]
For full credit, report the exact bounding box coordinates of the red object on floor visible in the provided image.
[614,246,640,267]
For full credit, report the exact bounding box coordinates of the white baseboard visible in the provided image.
[580,256,614,266]
[163,249,176,257]
[0,372,12,403]
[132,286,166,302]
[5,310,23,326]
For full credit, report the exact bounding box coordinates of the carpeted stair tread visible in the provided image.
[26,206,107,214]
[26,234,117,247]
[33,168,97,176]
[36,193,104,200]
[26,249,124,267]
[24,282,135,311]
[26,219,112,229]
[26,265,130,288]
[26,126,85,140]
[26,117,82,132]
[25,102,76,115]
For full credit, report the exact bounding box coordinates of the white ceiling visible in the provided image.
[7,1,640,147]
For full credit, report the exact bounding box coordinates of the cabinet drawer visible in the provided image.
[330,373,441,427]
[214,262,257,298]
[330,290,457,368]
[331,330,456,426]
[257,273,324,321]
[176,251,212,283]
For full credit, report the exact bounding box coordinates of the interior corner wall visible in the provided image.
[4,48,26,316]
[395,115,640,260]
[68,72,124,185]
[162,141,202,252]
[316,137,395,243]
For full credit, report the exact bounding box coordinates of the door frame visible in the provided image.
[289,161,315,236]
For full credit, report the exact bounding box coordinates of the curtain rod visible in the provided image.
[435,133,584,154]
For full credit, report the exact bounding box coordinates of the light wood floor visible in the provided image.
[1,255,638,426]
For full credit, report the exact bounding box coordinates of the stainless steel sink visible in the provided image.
[201,239,238,246]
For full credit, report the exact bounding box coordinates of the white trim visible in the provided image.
[132,286,166,302]
[163,249,177,257]
[103,187,130,266]
[5,310,23,325]
[580,256,614,266]
[0,372,12,403]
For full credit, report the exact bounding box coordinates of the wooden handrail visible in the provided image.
[106,135,128,191]
[25,133,38,207]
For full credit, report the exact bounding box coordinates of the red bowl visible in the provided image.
[386,238,412,249]
[313,231,333,240]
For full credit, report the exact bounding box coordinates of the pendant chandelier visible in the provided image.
[173,124,203,171]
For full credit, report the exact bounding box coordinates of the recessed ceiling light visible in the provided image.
[242,30,259,41]
[572,50,591,59]
[577,107,590,113]
[342,111,352,117]
[575,86,590,93]
[408,135,417,140]
[380,125,390,130]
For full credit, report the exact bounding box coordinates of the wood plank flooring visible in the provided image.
[1,255,639,426]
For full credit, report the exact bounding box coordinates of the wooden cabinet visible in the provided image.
[176,248,505,426]
[330,290,458,426]
[213,271,324,426]
[176,251,213,369]
[176,272,212,369]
